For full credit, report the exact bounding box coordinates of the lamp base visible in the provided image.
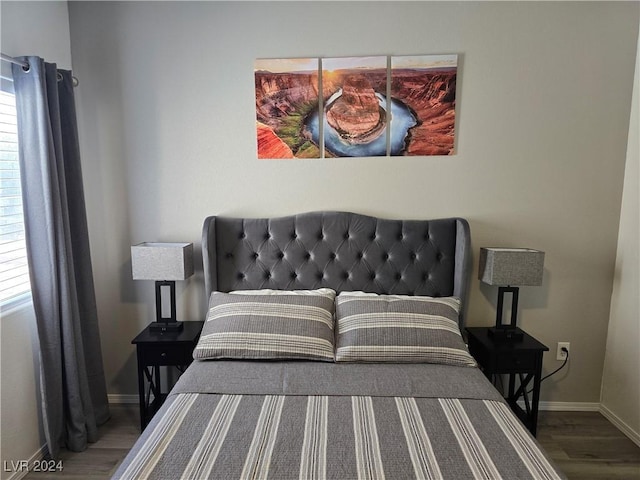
[487,326,524,342]
[149,321,184,333]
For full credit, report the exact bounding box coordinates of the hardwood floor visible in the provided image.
[537,410,640,479]
[22,404,640,479]
[23,404,139,480]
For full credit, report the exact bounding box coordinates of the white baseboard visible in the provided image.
[4,445,47,480]
[516,400,639,446]
[107,394,139,404]
[517,400,600,411]
[599,404,640,448]
[538,401,600,411]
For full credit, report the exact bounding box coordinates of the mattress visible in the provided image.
[113,360,564,479]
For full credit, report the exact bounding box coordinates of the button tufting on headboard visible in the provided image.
[202,211,471,328]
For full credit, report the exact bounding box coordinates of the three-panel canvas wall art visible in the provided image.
[255,55,458,159]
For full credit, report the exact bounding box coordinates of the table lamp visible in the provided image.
[131,242,194,332]
[478,247,545,341]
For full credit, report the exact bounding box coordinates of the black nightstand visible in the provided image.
[131,321,204,430]
[466,327,549,436]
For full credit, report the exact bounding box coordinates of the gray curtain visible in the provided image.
[12,57,109,458]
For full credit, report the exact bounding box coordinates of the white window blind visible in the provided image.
[0,86,30,304]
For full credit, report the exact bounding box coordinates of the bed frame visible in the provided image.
[114,212,564,480]
[202,211,471,328]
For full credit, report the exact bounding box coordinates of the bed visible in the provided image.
[113,211,564,479]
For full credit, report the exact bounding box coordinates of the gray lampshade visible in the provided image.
[131,242,194,281]
[478,247,545,286]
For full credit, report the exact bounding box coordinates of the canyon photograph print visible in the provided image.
[391,55,457,156]
[254,54,458,159]
[255,58,320,159]
[320,56,388,158]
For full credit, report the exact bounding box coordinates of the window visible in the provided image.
[0,81,30,305]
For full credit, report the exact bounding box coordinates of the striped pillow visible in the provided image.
[194,290,336,361]
[335,293,476,366]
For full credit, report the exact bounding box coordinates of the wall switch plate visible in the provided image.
[557,342,570,360]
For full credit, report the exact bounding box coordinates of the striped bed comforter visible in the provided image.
[113,361,564,480]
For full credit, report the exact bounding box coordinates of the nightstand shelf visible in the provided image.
[131,321,204,430]
[466,327,549,436]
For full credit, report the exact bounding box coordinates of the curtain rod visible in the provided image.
[1,53,29,69]
[1,52,79,86]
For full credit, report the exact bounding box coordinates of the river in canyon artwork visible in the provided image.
[254,55,457,159]
[391,55,457,156]
[318,56,388,158]
[255,58,320,159]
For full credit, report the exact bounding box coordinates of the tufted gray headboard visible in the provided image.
[202,211,471,328]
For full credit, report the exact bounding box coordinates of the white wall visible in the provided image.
[601,29,640,443]
[66,2,639,404]
[0,2,73,474]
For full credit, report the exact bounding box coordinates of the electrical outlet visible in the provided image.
[557,342,570,361]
